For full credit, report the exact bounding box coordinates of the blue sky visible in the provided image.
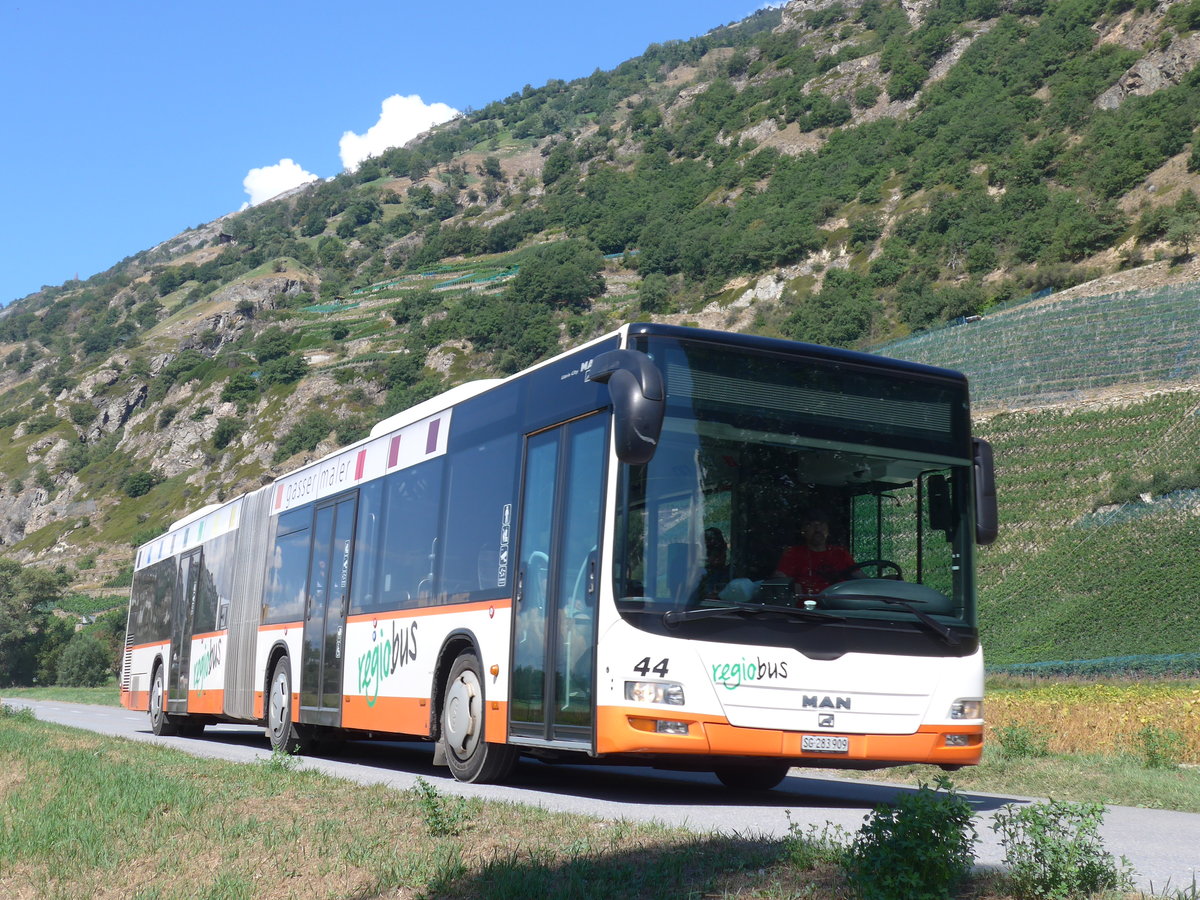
[0,1,772,307]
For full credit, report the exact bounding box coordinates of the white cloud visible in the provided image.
[339,94,459,171]
[242,158,319,208]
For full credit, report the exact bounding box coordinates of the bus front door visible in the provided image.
[167,548,201,713]
[300,494,357,726]
[511,414,607,747]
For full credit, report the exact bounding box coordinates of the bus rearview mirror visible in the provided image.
[586,349,665,465]
[973,438,998,546]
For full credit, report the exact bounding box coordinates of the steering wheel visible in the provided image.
[851,559,903,580]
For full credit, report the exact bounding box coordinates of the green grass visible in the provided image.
[1,706,1194,899]
[844,747,1200,813]
[0,709,788,899]
[0,684,120,706]
[976,389,1200,663]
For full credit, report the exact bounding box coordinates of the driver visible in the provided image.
[775,514,864,596]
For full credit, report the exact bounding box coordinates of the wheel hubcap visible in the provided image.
[444,670,481,756]
[151,673,163,720]
[269,672,288,739]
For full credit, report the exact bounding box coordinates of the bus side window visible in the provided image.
[263,508,310,624]
[377,459,444,611]
[349,480,384,614]
[439,435,519,603]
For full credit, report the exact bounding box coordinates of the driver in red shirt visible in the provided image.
[775,514,864,596]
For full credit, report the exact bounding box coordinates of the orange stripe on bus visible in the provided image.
[191,630,227,641]
[346,598,512,624]
[127,639,170,652]
[186,689,225,715]
[341,695,433,735]
[594,706,983,765]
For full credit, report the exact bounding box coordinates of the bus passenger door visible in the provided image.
[300,493,357,725]
[510,414,607,747]
[167,548,201,713]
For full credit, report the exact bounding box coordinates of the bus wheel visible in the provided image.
[441,652,517,784]
[713,763,791,791]
[149,664,178,737]
[266,657,306,754]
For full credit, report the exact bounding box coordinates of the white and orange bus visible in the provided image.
[121,323,997,788]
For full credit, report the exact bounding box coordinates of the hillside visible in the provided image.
[2,0,1200,668]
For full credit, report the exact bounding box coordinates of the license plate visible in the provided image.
[802,734,850,753]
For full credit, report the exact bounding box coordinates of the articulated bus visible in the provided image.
[122,323,997,788]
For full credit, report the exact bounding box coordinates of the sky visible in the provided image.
[0,1,776,307]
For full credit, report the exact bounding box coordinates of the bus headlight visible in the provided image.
[949,699,982,720]
[625,681,685,705]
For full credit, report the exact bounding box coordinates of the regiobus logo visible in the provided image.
[356,621,419,706]
[192,640,222,685]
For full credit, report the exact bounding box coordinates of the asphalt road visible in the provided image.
[4,698,1198,892]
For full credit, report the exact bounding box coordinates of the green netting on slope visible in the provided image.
[989,652,1200,678]
[876,282,1200,407]
[300,303,360,314]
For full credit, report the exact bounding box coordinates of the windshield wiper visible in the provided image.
[818,592,961,646]
[663,603,844,627]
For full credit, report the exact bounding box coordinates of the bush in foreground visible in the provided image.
[841,776,977,900]
[991,799,1133,899]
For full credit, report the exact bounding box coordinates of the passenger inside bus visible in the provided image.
[696,527,731,599]
[774,512,865,596]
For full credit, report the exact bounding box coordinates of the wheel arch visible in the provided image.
[262,640,292,723]
[430,628,482,742]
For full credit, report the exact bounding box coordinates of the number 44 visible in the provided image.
[633,657,670,677]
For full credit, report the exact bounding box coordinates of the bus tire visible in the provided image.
[442,651,517,784]
[149,663,178,737]
[713,763,791,791]
[266,657,307,754]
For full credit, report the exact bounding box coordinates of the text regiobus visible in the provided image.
[122,324,997,788]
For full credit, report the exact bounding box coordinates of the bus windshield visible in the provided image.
[613,335,977,652]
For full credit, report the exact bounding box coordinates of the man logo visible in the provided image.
[818,714,835,728]
[802,695,851,710]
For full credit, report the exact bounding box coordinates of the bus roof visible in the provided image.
[625,323,970,386]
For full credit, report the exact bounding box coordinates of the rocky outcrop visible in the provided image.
[209,274,315,312]
[1096,33,1200,110]
[85,383,148,443]
[73,366,123,401]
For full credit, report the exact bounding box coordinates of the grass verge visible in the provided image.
[0,709,799,899]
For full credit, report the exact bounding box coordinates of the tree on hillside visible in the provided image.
[0,559,66,686]
[783,269,877,348]
[56,633,112,687]
[1167,191,1200,258]
[506,241,606,309]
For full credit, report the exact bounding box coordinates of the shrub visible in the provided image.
[639,272,670,313]
[104,565,134,587]
[219,371,259,405]
[212,418,243,451]
[67,402,96,427]
[24,413,60,435]
[56,633,113,686]
[272,411,334,463]
[993,722,1051,759]
[122,471,161,498]
[784,814,849,870]
[841,777,977,900]
[412,776,470,837]
[1137,724,1185,769]
[992,800,1133,900]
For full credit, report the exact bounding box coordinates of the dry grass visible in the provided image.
[986,680,1200,763]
